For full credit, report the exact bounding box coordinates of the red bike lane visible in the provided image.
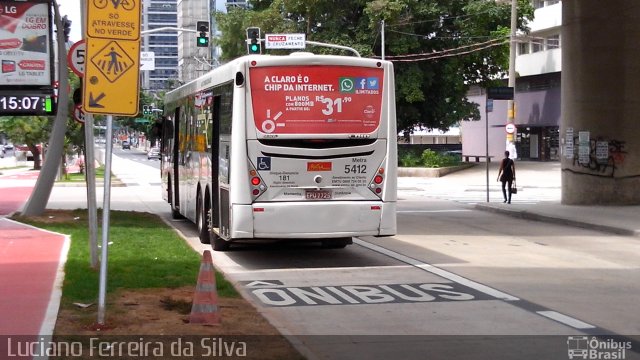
[0,170,68,344]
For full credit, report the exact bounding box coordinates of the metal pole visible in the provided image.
[506,0,517,153]
[486,102,490,203]
[305,40,361,57]
[381,20,385,60]
[80,0,99,269]
[97,115,114,325]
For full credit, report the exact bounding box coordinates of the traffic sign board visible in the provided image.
[265,33,305,49]
[505,123,516,134]
[87,0,141,40]
[487,86,514,100]
[73,104,85,124]
[140,52,155,70]
[68,40,86,77]
[83,38,140,116]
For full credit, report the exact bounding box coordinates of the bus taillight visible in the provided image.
[369,167,385,198]
[248,164,267,201]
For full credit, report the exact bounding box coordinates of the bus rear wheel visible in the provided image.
[197,194,210,244]
[321,237,352,249]
[168,179,182,219]
[212,236,229,251]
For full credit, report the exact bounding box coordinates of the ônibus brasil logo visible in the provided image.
[567,336,632,359]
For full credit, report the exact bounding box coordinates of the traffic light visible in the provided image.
[61,15,71,42]
[196,21,209,47]
[142,105,151,115]
[246,27,261,54]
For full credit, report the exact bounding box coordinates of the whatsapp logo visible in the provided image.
[339,78,355,93]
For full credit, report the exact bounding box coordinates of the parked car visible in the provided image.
[3,143,14,151]
[121,141,130,150]
[147,147,161,160]
[14,144,40,161]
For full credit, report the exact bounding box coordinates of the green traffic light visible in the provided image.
[250,44,259,53]
[197,36,209,47]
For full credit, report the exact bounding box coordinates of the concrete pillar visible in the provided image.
[561,0,640,204]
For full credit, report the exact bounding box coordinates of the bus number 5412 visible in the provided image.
[345,165,366,174]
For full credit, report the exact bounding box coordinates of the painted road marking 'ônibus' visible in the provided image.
[246,282,493,307]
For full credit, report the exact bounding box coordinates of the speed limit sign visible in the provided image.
[67,40,86,77]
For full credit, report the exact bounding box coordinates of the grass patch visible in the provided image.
[60,166,109,182]
[15,210,239,305]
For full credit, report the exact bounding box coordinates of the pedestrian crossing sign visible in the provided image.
[83,38,140,116]
[90,41,135,83]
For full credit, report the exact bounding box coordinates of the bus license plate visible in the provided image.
[305,189,332,200]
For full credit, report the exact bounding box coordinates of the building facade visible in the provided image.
[142,0,179,93]
[177,0,212,84]
[461,0,562,161]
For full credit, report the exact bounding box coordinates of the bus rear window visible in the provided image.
[250,65,384,136]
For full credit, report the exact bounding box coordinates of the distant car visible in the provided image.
[147,147,161,160]
[14,144,39,161]
[122,141,130,150]
[3,144,13,151]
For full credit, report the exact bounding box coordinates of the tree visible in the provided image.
[215,0,533,133]
[0,116,51,170]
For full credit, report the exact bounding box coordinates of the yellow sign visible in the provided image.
[83,38,140,116]
[87,0,141,40]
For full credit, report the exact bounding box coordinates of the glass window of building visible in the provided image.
[546,34,560,50]
[531,40,543,53]
[518,41,529,55]
[533,0,545,9]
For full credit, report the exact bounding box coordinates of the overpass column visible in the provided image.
[561,0,640,204]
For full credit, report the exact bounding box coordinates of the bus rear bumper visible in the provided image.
[231,201,396,239]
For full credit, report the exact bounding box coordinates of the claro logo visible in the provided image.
[307,162,332,171]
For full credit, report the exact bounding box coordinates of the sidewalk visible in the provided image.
[399,161,640,237]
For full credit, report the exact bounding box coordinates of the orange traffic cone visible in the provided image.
[189,250,220,325]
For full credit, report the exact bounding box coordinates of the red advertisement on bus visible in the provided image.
[249,65,384,135]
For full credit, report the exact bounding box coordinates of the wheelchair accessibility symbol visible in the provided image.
[257,157,271,171]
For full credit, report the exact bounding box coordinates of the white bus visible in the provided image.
[161,53,397,251]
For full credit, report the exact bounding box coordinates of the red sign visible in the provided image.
[67,40,86,77]
[307,162,332,171]
[18,59,45,70]
[250,65,383,135]
[73,104,85,124]
[0,38,21,49]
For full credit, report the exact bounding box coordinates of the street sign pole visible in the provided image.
[84,0,142,326]
[76,2,99,270]
[97,115,114,325]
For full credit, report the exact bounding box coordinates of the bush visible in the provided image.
[399,152,422,167]
[398,149,461,168]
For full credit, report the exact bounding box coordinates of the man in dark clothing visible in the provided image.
[497,151,516,204]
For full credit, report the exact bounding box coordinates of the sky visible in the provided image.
[56,0,227,43]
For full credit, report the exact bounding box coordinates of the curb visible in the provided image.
[474,203,639,237]
[53,180,126,187]
[398,163,475,178]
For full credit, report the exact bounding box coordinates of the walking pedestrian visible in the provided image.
[497,151,516,204]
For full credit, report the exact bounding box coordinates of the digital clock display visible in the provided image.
[0,94,55,116]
